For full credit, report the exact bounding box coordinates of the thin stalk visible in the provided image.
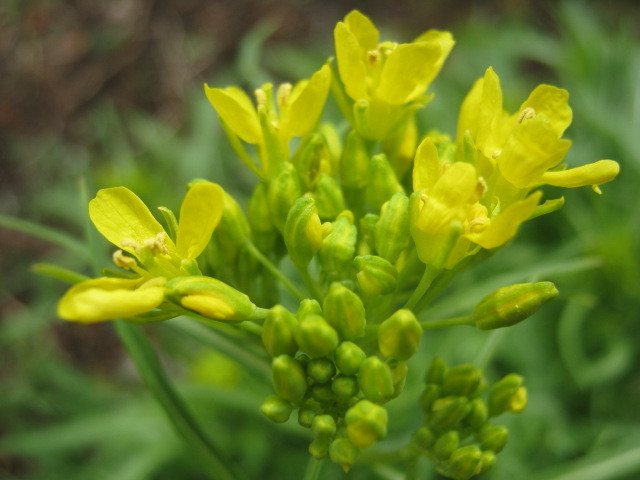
[474,329,506,369]
[302,457,324,480]
[403,265,440,311]
[114,320,244,480]
[420,315,475,331]
[31,263,89,284]
[244,240,306,301]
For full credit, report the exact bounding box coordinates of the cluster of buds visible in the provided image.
[260,295,423,470]
[414,358,527,480]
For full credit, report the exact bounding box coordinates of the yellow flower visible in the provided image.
[334,10,453,140]
[58,182,224,323]
[204,65,331,177]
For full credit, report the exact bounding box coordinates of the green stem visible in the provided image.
[420,315,475,331]
[299,265,323,302]
[403,265,440,311]
[474,329,505,369]
[358,445,417,465]
[244,240,306,301]
[114,321,244,480]
[302,457,324,480]
[31,263,89,284]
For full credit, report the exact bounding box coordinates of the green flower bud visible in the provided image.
[310,383,335,403]
[340,130,370,189]
[165,276,258,323]
[329,438,359,472]
[262,305,298,357]
[425,357,449,385]
[267,162,302,232]
[298,407,317,428]
[473,282,559,330]
[284,196,324,267]
[477,450,496,475]
[309,437,330,459]
[488,374,527,416]
[313,173,345,220]
[367,153,404,212]
[413,426,435,450]
[323,282,366,341]
[429,396,470,431]
[358,356,394,403]
[258,101,287,177]
[378,309,422,361]
[217,191,251,244]
[388,360,409,398]
[443,445,482,480]
[292,133,326,190]
[433,430,459,460]
[318,213,357,278]
[247,182,277,252]
[442,364,486,397]
[419,384,441,412]
[297,298,323,320]
[312,414,336,439]
[272,355,307,404]
[260,395,292,423]
[345,399,388,448]
[335,341,366,375]
[296,314,339,358]
[463,398,488,430]
[477,424,508,453]
[308,358,337,384]
[353,255,398,295]
[357,214,379,256]
[375,192,410,263]
[331,375,359,400]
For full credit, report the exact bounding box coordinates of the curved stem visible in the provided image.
[114,321,244,480]
[420,315,475,331]
[244,240,306,301]
[403,265,440,311]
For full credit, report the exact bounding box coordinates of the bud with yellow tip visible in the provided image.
[260,395,293,423]
[323,282,366,341]
[378,309,422,361]
[284,196,324,268]
[262,305,298,357]
[335,341,366,375]
[353,255,398,295]
[488,374,527,416]
[345,399,388,448]
[296,314,339,358]
[358,356,394,403]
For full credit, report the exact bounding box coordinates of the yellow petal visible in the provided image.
[89,187,170,254]
[541,159,620,190]
[433,162,478,207]
[204,84,261,144]
[334,22,369,100]
[176,182,224,260]
[376,42,441,105]
[57,277,165,323]
[180,295,236,321]
[412,30,455,81]
[498,117,572,188]
[519,85,572,137]
[280,65,331,138]
[343,10,379,51]
[413,137,441,192]
[467,191,541,249]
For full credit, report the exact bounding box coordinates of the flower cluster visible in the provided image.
[57,9,619,479]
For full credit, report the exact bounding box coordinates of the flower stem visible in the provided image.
[403,265,440,311]
[420,315,475,330]
[302,457,324,480]
[244,240,306,301]
[114,320,244,480]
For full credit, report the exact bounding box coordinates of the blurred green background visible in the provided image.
[1,0,639,478]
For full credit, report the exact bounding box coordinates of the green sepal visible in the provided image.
[271,354,307,404]
[374,192,410,263]
[284,196,324,268]
[358,356,394,403]
[313,173,346,220]
[295,314,340,358]
[353,254,398,295]
[260,395,293,423]
[267,162,302,233]
[378,309,422,361]
[335,341,366,375]
[323,282,366,341]
[262,304,299,357]
[345,399,388,449]
[366,153,404,212]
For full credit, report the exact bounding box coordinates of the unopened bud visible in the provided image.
[318,213,357,278]
[335,341,366,375]
[292,133,326,190]
[488,374,527,416]
[340,130,370,189]
[272,355,307,404]
[307,358,337,384]
[309,437,330,459]
[298,407,317,429]
[429,396,470,431]
[357,214,378,256]
[309,383,334,403]
[433,430,459,460]
[297,298,322,320]
[473,282,559,330]
[247,182,277,251]
[442,364,486,397]
[375,192,410,263]
[477,450,496,475]
[378,309,422,361]
[313,173,345,220]
[217,191,251,244]
[296,314,339,358]
[353,255,398,295]
[312,414,336,438]
[444,445,482,480]
[345,400,388,448]
[388,360,409,398]
[414,426,435,450]
[323,282,366,341]
[419,384,441,412]
[262,305,298,357]
[425,357,449,385]
[165,276,258,322]
[331,375,359,400]
[477,424,508,453]
[284,196,323,267]
[463,398,488,430]
[267,162,302,232]
[358,356,394,403]
[367,153,404,212]
[329,438,359,472]
[260,395,292,423]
